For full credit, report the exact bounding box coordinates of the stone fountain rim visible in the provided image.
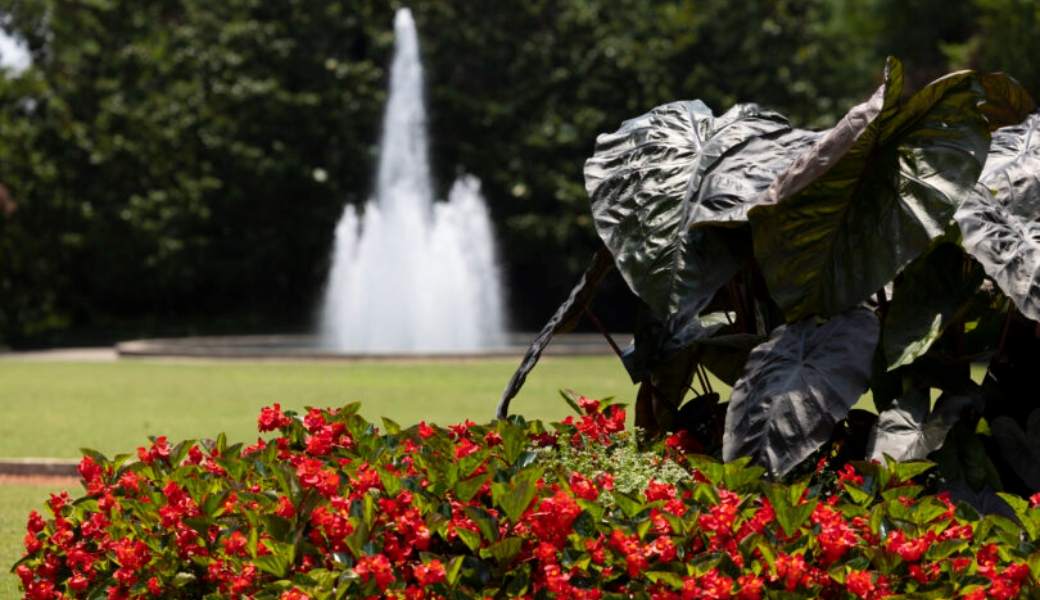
[115,333,623,362]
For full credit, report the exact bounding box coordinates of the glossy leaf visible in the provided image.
[992,409,1040,492]
[751,58,992,320]
[882,243,984,370]
[585,100,797,318]
[723,307,880,476]
[866,388,974,462]
[496,246,614,419]
[977,73,1037,130]
[940,481,1015,518]
[955,112,1040,321]
[931,422,1003,493]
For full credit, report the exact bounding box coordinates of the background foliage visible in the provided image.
[0,0,1037,345]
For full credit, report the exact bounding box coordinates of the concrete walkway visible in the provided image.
[0,347,117,361]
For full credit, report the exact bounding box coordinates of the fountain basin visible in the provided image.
[115,333,621,361]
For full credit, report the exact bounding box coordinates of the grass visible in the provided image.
[0,356,648,459]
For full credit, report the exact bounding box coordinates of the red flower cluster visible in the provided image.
[14,399,1040,600]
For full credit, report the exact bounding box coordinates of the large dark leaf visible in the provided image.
[621,306,732,383]
[496,246,614,420]
[585,100,795,319]
[750,58,992,321]
[866,388,976,462]
[992,409,1040,492]
[882,243,985,369]
[954,112,1040,321]
[977,73,1037,130]
[722,307,880,476]
[940,481,1015,519]
[931,421,1003,493]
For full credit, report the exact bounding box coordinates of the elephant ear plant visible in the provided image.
[499,57,1040,506]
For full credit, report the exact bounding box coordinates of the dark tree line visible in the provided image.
[0,0,1035,346]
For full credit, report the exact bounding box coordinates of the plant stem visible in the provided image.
[582,308,625,360]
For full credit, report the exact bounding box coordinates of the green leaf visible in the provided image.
[612,491,647,519]
[687,455,725,486]
[892,461,937,484]
[723,308,879,476]
[863,547,903,574]
[255,542,293,577]
[577,499,605,523]
[572,510,597,538]
[778,503,817,538]
[455,527,481,552]
[378,466,402,497]
[444,555,465,587]
[497,421,528,465]
[481,537,522,565]
[997,492,1040,540]
[496,246,614,419]
[559,389,585,416]
[380,417,401,436]
[646,571,684,589]
[723,461,766,492]
[586,100,807,319]
[344,520,369,558]
[454,473,490,503]
[751,58,992,320]
[463,506,499,543]
[763,483,817,537]
[491,477,538,524]
[925,539,970,560]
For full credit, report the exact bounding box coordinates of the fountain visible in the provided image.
[320,8,506,352]
[115,10,613,360]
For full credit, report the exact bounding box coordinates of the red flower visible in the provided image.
[885,529,934,562]
[222,530,248,556]
[568,472,599,501]
[837,463,864,486]
[136,436,171,464]
[845,570,874,598]
[577,396,601,414]
[413,558,446,586]
[258,403,292,432]
[275,495,296,518]
[417,421,436,439]
[736,574,764,600]
[355,553,396,591]
[699,568,733,600]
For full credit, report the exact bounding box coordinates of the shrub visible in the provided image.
[13,399,1040,599]
[497,57,1040,507]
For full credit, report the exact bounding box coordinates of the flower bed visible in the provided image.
[13,398,1040,599]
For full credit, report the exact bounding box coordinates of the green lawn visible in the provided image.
[0,356,641,460]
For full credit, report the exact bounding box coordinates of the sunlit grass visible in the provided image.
[0,356,643,459]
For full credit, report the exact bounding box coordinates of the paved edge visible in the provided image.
[0,459,79,478]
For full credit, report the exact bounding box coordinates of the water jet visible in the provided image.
[319,8,506,352]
